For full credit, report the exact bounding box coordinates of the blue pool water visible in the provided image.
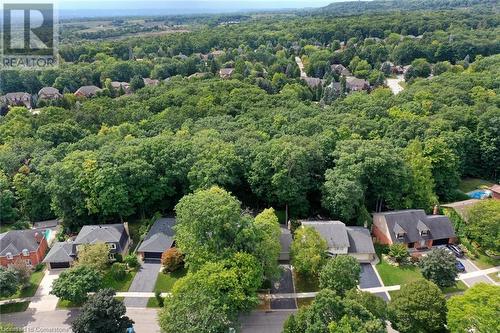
[44,229,52,240]
[467,189,491,199]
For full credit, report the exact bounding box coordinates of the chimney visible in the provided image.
[287,220,291,230]
[34,232,43,243]
[123,222,129,236]
[433,205,439,215]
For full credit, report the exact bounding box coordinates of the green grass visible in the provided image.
[154,267,187,293]
[471,254,500,270]
[297,298,314,308]
[293,271,319,293]
[458,178,494,193]
[488,272,500,282]
[0,224,14,233]
[102,270,137,292]
[376,257,423,286]
[0,301,29,314]
[443,280,468,294]
[147,297,162,308]
[0,269,45,301]
[57,299,82,309]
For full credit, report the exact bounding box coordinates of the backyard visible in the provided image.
[458,178,494,193]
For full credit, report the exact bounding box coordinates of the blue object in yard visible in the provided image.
[44,229,52,240]
[455,260,466,273]
[467,189,492,199]
[127,326,135,333]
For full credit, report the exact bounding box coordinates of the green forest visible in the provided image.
[0,1,499,233]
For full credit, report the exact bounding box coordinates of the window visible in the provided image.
[108,253,115,260]
[6,252,13,260]
[107,243,116,250]
[25,259,32,266]
[396,233,405,239]
[22,249,29,256]
[420,230,429,236]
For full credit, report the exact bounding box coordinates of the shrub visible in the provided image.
[10,260,31,288]
[319,256,361,296]
[124,255,139,269]
[110,263,127,281]
[34,263,45,272]
[114,253,123,262]
[388,243,409,265]
[161,248,184,272]
[155,290,164,307]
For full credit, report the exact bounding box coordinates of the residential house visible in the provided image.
[489,184,500,200]
[345,76,370,92]
[0,229,48,268]
[302,77,324,89]
[43,223,130,269]
[143,78,160,86]
[279,226,292,262]
[110,81,131,94]
[74,85,102,98]
[38,87,62,100]
[1,92,32,109]
[441,199,481,221]
[188,72,210,79]
[300,221,376,262]
[331,64,352,76]
[372,210,456,251]
[219,68,235,79]
[137,218,176,262]
[210,50,225,58]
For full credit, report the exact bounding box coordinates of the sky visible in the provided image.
[56,0,339,18]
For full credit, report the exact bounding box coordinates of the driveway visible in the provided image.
[240,310,295,333]
[359,264,390,301]
[385,75,404,94]
[270,265,296,310]
[28,269,62,312]
[124,262,161,308]
[457,257,479,273]
[462,274,493,287]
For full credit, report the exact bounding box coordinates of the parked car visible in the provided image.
[455,260,466,272]
[447,244,464,258]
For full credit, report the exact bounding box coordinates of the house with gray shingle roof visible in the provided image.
[137,218,176,262]
[38,87,62,100]
[74,85,102,98]
[372,209,456,251]
[43,223,130,269]
[300,221,375,262]
[0,229,48,267]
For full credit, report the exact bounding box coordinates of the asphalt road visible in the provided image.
[0,308,160,332]
[124,263,161,307]
[240,310,296,333]
[359,264,381,289]
[270,265,296,310]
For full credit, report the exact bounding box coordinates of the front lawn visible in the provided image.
[154,267,187,293]
[293,271,319,293]
[57,299,82,309]
[0,301,29,314]
[442,280,468,294]
[297,297,314,309]
[488,272,500,282]
[376,258,423,286]
[0,269,45,300]
[471,254,500,270]
[102,269,137,292]
[147,297,161,308]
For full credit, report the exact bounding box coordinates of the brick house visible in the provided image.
[0,229,48,267]
[372,209,456,250]
[490,184,500,200]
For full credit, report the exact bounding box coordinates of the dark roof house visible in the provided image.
[219,68,235,79]
[1,92,32,108]
[42,242,74,269]
[0,229,48,267]
[38,87,62,100]
[300,220,375,262]
[345,76,370,91]
[138,218,176,262]
[302,77,324,89]
[372,209,456,249]
[74,85,102,98]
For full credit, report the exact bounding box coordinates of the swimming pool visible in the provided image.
[44,229,52,240]
[467,189,492,199]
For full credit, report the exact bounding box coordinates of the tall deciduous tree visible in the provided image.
[72,289,134,333]
[419,247,458,288]
[0,268,19,298]
[253,208,281,281]
[174,186,250,270]
[447,283,499,333]
[76,243,110,273]
[388,280,447,333]
[465,200,500,253]
[291,226,328,277]
[51,265,102,304]
[319,255,361,296]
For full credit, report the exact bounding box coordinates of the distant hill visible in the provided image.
[315,0,497,16]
